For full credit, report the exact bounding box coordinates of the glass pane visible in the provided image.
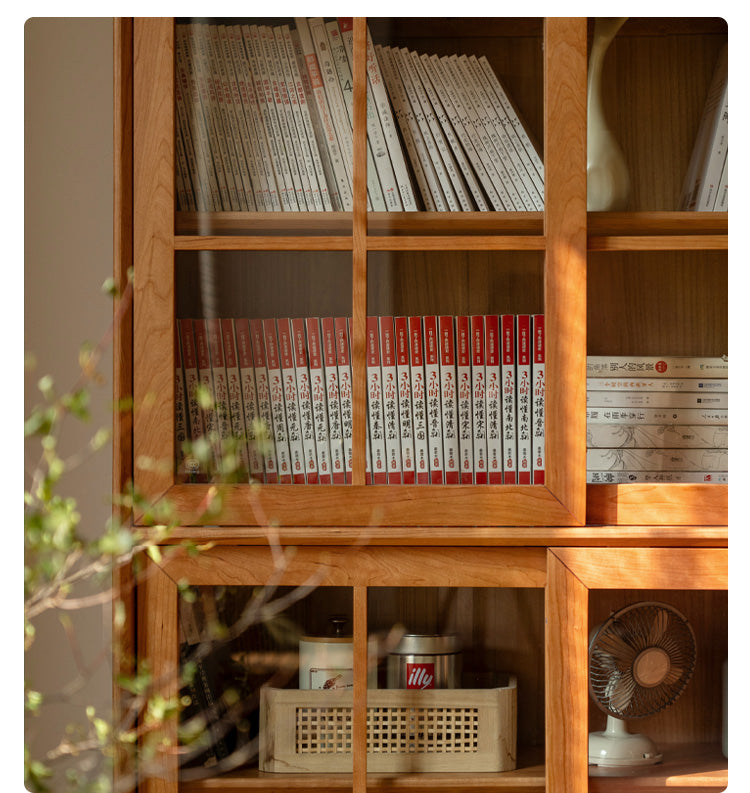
[174,18,352,235]
[367,587,544,773]
[178,585,353,778]
[175,250,352,483]
[366,251,544,484]
[366,17,544,233]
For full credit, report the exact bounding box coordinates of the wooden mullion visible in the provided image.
[351,17,369,486]
[352,586,368,793]
[543,18,587,524]
[133,18,176,511]
[546,549,589,793]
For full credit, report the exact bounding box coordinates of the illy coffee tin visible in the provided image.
[387,634,461,689]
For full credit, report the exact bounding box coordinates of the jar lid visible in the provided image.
[390,633,461,655]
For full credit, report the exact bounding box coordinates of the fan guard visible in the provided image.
[588,601,697,768]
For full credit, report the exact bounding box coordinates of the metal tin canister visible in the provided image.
[299,635,354,690]
[387,634,462,689]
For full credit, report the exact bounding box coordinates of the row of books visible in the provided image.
[173,18,543,214]
[174,19,418,213]
[680,44,728,211]
[586,355,728,484]
[176,314,545,485]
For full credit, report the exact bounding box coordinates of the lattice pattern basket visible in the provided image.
[260,677,517,773]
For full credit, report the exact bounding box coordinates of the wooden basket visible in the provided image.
[260,677,517,773]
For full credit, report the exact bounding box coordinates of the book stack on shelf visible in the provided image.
[374,44,544,211]
[680,43,728,211]
[586,355,728,484]
[176,314,545,485]
[174,18,542,213]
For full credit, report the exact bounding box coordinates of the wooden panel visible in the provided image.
[161,482,580,527]
[551,547,727,590]
[545,550,589,792]
[587,484,728,526]
[133,18,175,504]
[160,546,547,589]
[543,18,588,524]
[137,556,179,793]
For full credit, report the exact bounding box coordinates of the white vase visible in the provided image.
[587,17,630,211]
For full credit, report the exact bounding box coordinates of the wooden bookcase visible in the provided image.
[115,16,729,793]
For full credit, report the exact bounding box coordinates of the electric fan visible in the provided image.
[588,601,697,768]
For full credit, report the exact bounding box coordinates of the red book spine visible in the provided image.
[234,318,265,481]
[532,314,546,485]
[178,318,205,479]
[278,318,306,483]
[292,317,319,483]
[220,318,250,477]
[335,317,353,482]
[409,316,430,484]
[367,316,388,485]
[394,316,415,484]
[423,316,443,484]
[516,314,532,485]
[262,318,292,484]
[306,317,332,484]
[321,317,345,484]
[380,316,402,484]
[193,318,221,473]
[501,314,517,484]
[485,315,503,484]
[471,315,488,484]
[439,315,459,484]
[456,316,473,484]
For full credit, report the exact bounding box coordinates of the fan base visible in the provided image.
[589,729,662,767]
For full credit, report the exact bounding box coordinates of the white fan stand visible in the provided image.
[589,715,662,767]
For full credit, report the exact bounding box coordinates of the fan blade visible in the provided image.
[595,629,637,664]
[647,608,669,646]
[606,671,636,713]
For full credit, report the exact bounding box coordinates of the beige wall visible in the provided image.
[25,17,114,785]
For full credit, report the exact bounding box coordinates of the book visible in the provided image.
[586,355,728,378]
[500,314,517,484]
[335,316,354,482]
[394,316,416,484]
[455,316,474,484]
[484,315,503,485]
[321,317,346,484]
[249,319,278,482]
[379,317,403,484]
[291,317,320,482]
[175,324,190,474]
[587,407,728,425]
[306,318,333,484]
[470,315,488,484]
[262,318,293,483]
[586,423,729,450]
[206,317,234,467]
[587,377,728,392]
[516,315,532,485]
[193,318,222,474]
[408,316,430,484]
[234,318,265,482]
[177,318,204,478]
[366,316,388,485]
[681,43,728,211]
[587,447,728,473]
[439,315,460,484]
[277,318,308,483]
[423,316,444,484]
[588,470,728,484]
[532,314,546,485]
[587,390,728,409]
[220,318,251,478]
